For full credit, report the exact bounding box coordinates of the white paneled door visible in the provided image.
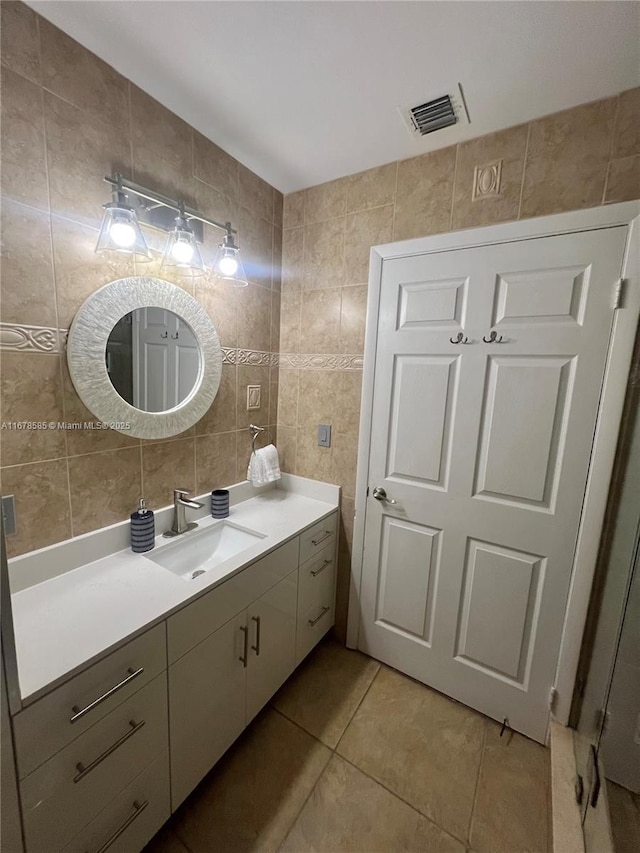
[359,227,629,742]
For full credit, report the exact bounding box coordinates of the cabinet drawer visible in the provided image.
[298,544,336,616]
[60,751,170,853]
[21,674,168,853]
[168,537,299,663]
[15,623,166,779]
[296,595,335,665]
[299,513,337,565]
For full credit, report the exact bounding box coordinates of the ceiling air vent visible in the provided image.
[409,95,457,135]
[398,84,470,139]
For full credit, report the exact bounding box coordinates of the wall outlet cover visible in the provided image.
[317,424,332,447]
[247,385,261,410]
[1,495,17,536]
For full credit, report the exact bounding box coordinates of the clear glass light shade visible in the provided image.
[95,204,151,260]
[161,219,206,277]
[212,242,248,286]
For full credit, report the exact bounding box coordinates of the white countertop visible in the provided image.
[10,477,339,705]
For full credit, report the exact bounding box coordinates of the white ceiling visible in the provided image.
[28,1,640,193]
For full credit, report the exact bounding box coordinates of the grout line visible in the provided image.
[607,94,621,165]
[391,160,399,241]
[333,660,382,754]
[337,750,470,849]
[449,144,460,231]
[466,717,488,847]
[273,737,331,852]
[1,452,73,471]
[64,455,74,538]
[602,161,612,206]
[291,197,397,232]
[602,94,620,206]
[37,39,61,341]
[138,442,145,499]
[56,350,69,463]
[517,122,532,220]
[127,79,134,180]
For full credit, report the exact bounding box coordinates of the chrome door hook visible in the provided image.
[450,332,469,344]
[482,330,504,343]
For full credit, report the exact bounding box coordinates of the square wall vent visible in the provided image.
[398,84,470,138]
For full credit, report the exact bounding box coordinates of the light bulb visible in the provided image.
[218,254,239,276]
[171,238,194,264]
[109,220,136,248]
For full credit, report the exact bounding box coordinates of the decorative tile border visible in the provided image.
[0,326,364,371]
[0,325,281,367]
[278,353,364,370]
[0,324,64,353]
[222,348,277,366]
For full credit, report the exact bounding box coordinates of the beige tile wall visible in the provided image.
[0,1,283,557]
[278,87,640,639]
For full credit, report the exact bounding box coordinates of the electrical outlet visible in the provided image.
[317,424,332,448]
[1,495,17,536]
[246,385,261,411]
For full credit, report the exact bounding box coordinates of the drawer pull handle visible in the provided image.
[239,625,248,668]
[70,666,144,724]
[251,615,261,656]
[311,559,332,578]
[308,606,331,627]
[74,719,145,783]
[88,799,148,853]
[311,530,333,547]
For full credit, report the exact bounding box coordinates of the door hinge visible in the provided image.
[549,686,558,713]
[595,708,610,736]
[614,278,627,309]
[366,486,370,497]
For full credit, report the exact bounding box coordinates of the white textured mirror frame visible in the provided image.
[67,276,222,439]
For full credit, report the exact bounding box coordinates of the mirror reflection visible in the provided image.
[106,308,200,413]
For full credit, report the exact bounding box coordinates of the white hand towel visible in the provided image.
[260,444,281,482]
[247,444,281,486]
[247,450,266,486]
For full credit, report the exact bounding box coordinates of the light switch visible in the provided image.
[317,423,332,448]
[247,385,261,410]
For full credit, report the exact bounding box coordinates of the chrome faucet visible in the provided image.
[163,488,204,538]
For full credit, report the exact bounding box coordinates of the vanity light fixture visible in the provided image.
[95,175,152,260]
[97,174,248,283]
[212,227,248,286]
[161,206,206,277]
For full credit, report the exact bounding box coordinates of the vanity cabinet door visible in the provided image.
[246,570,298,723]
[169,612,247,810]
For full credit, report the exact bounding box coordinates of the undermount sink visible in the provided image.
[148,521,266,581]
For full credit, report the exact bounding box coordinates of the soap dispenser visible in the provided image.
[130,498,155,553]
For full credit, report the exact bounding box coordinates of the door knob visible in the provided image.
[372,487,397,504]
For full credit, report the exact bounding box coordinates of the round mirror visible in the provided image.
[106,308,200,413]
[67,277,222,439]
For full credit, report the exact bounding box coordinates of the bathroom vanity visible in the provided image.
[6,475,339,853]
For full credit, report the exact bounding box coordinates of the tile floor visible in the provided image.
[607,781,640,853]
[145,639,551,853]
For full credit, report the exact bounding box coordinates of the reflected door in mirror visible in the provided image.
[106,308,200,413]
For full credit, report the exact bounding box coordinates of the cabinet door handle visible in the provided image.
[308,606,331,627]
[88,799,148,853]
[311,559,332,578]
[239,625,248,668]
[74,719,145,783]
[251,615,261,656]
[311,530,333,547]
[70,667,144,724]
